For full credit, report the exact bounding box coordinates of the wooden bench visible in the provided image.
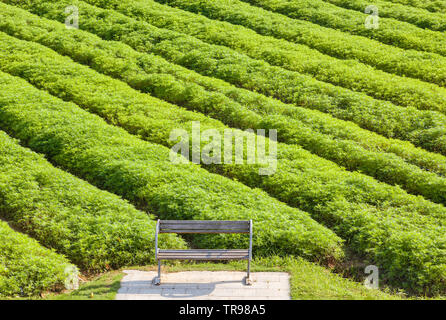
[154,220,253,285]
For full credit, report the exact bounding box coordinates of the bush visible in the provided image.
[10,0,446,157]
[323,0,446,31]
[0,220,72,296]
[0,131,184,272]
[238,0,446,55]
[89,0,446,110]
[0,70,344,263]
[0,35,445,293]
[2,4,446,206]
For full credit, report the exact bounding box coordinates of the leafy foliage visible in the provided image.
[323,0,446,31]
[0,8,446,208]
[153,0,446,91]
[1,0,445,295]
[0,219,72,296]
[0,33,445,293]
[79,0,446,111]
[11,0,446,158]
[236,0,446,55]
[1,5,446,206]
[0,131,184,273]
[0,71,344,263]
[384,0,446,13]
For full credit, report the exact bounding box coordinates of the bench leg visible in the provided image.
[153,260,161,285]
[245,259,252,285]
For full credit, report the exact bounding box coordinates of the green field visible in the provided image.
[0,0,445,299]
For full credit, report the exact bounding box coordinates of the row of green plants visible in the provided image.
[323,0,446,31]
[0,212,72,296]
[384,0,446,13]
[152,0,446,89]
[9,0,446,157]
[237,0,446,56]
[0,70,344,263]
[1,33,445,294]
[0,123,185,273]
[2,9,446,206]
[75,0,446,112]
[3,30,446,219]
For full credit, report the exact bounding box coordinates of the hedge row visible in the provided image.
[74,0,446,112]
[323,0,446,31]
[236,0,446,56]
[152,0,446,90]
[2,12,446,205]
[0,216,72,296]
[0,70,344,262]
[1,35,445,293]
[2,31,446,215]
[8,1,446,157]
[0,127,184,273]
[383,0,446,14]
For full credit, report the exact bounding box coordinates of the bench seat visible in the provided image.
[158,249,249,260]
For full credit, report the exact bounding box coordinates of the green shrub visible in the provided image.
[236,0,446,54]
[2,0,445,294]
[382,0,446,13]
[82,0,446,112]
[0,34,445,293]
[322,0,446,31]
[0,219,72,296]
[0,131,184,272]
[0,70,344,263]
[10,0,446,157]
[1,12,446,205]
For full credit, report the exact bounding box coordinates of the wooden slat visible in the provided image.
[160,249,248,253]
[158,249,249,260]
[160,220,249,224]
[160,221,249,227]
[158,250,249,255]
[161,224,248,230]
[159,220,250,233]
[159,229,249,234]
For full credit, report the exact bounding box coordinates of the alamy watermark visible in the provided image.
[365,5,379,29]
[169,122,277,175]
[64,265,79,290]
[364,265,379,289]
[65,5,79,29]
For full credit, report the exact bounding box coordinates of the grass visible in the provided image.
[6,256,444,300]
[140,257,402,300]
[32,257,426,300]
[43,272,124,300]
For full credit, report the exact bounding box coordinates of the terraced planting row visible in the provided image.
[0,126,186,272]
[0,215,72,296]
[0,70,344,261]
[384,0,446,14]
[323,0,446,31]
[154,0,446,88]
[1,9,446,205]
[1,32,445,293]
[70,0,446,112]
[1,0,445,298]
[10,0,446,158]
[238,0,446,56]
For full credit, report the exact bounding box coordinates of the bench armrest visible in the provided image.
[249,220,253,262]
[155,219,160,260]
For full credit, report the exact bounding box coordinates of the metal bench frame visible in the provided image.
[154,220,253,285]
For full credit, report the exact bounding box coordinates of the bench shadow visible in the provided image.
[123,278,248,298]
[159,279,244,298]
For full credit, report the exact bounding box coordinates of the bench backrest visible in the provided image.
[158,220,251,234]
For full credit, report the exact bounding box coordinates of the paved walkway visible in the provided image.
[116,270,290,300]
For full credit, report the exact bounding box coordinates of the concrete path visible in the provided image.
[116,270,290,300]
